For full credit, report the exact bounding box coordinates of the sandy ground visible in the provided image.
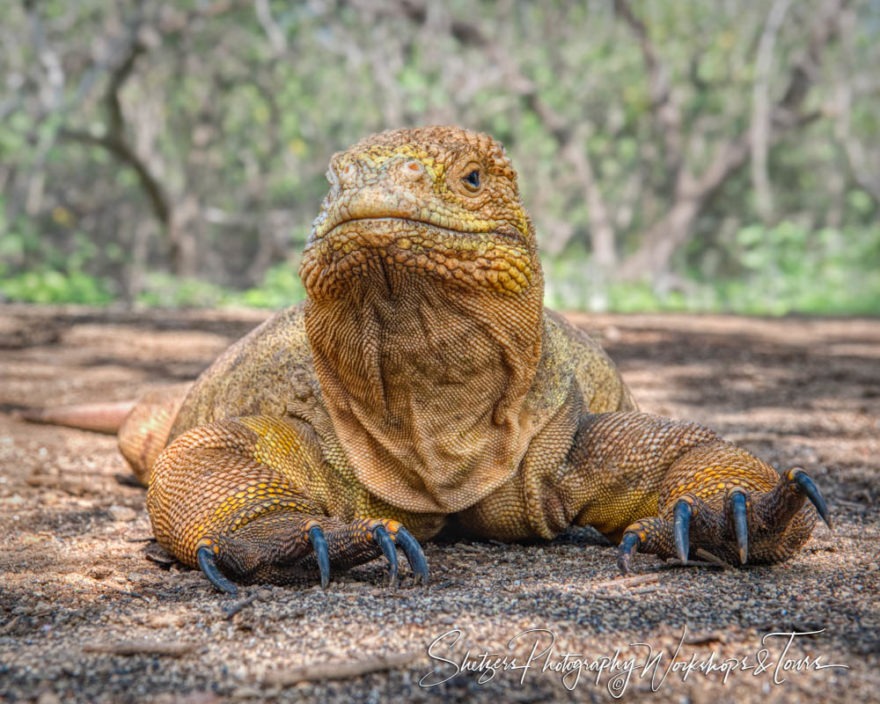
[0,304,877,703]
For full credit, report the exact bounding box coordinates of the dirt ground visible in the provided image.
[0,304,877,704]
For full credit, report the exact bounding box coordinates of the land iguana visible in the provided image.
[31,126,830,596]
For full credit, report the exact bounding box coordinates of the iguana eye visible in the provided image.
[463,169,481,191]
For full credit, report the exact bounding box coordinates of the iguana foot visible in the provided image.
[146,417,433,595]
[195,516,429,595]
[617,467,830,574]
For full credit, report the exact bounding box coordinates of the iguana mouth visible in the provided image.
[315,214,525,246]
[301,214,535,301]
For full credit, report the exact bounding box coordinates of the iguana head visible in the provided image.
[299,127,548,514]
[300,126,542,302]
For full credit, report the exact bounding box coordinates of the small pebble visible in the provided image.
[108,505,138,522]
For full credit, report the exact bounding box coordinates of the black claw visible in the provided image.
[793,471,832,529]
[617,532,641,575]
[729,490,749,565]
[372,525,399,586]
[393,526,430,585]
[196,545,238,596]
[308,525,331,589]
[673,499,692,565]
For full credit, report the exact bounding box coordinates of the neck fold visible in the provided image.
[305,273,544,513]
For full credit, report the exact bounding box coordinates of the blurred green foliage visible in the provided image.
[1,0,878,314]
[546,222,880,315]
[131,261,305,309]
[0,201,114,304]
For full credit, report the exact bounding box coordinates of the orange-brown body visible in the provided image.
[119,127,827,593]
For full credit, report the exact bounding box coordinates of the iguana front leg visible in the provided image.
[458,412,829,572]
[146,416,432,595]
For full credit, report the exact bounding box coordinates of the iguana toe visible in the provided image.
[308,524,331,589]
[191,515,430,593]
[790,469,832,529]
[616,466,829,574]
[616,531,642,575]
[365,519,429,587]
[672,497,694,564]
[728,488,749,564]
[392,525,430,586]
[371,523,400,586]
[615,517,672,575]
[196,543,239,596]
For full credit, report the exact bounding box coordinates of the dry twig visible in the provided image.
[591,573,660,590]
[223,592,261,619]
[82,640,196,657]
[263,652,421,685]
[694,549,734,570]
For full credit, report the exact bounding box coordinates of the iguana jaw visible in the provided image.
[300,215,535,301]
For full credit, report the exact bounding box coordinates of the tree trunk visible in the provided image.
[616,199,700,282]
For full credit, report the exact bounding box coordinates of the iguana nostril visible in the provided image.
[400,159,426,182]
[337,161,358,187]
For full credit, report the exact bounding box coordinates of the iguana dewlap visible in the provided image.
[116,126,828,594]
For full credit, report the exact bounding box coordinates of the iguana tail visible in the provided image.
[20,384,190,486]
[19,401,135,435]
[118,387,188,485]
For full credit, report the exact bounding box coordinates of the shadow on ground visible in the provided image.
[1,306,877,703]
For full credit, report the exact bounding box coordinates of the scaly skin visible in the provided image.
[129,126,829,594]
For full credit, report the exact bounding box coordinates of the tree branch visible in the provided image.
[61,128,170,226]
[54,0,252,277]
[613,0,684,179]
[25,0,65,112]
[387,0,616,262]
[619,0,850,281]
[254,0,286,55]
[834,79,880,203]
[751,0,792,221]
[59,13,171,229]
[776,0,850,120]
